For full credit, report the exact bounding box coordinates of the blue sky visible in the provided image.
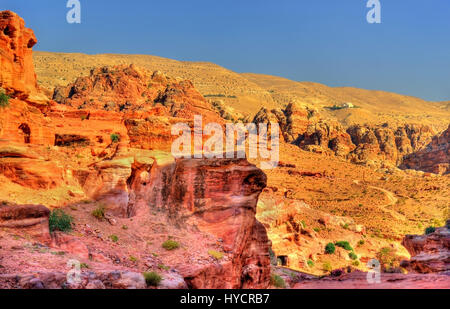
[1,0,449,101]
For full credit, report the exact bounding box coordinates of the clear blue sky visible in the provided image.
[2,0,449,101]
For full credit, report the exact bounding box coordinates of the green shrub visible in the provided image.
[109,235,119,243]
[49,209,73,233]
[376,247,401,272]
[208,250,224,260]
[425,226,436,235]
[143,272,162,287]
[352,260,360,267]
[325,242,336,254]
[110,133,120,143]
[80,263,89,269]
[357,240,365,246]
[162,239,180,250]
[91,204,106,220]
[322,261,332,272]
[335,241,353,251]
[268,247,277,265]
[307,259,314,267]
[0,91,10,108]
[349,252,358,260]
[129,256,138,262]
[270,274,286,288]
[158,264,170,271]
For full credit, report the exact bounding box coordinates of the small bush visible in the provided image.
[325,242,336,254]
[162,239,180,250]
[109,235,119,243]
[158,264,170,271]
[129,256,138,262]
[335,241,353,251]
[91,204,106,220]
[357,240,365,247]
[208,250,224,260]
[0,91,10,108]
[80,263,89,269]
[376,247,401,272]
[322,261,332,272]
[110,133,120,143]
[49,209,73,233]
[268,247,277,266]
[425,226,436,235]
[143,272,162,287]
[307,259,314,267]
[352,260,360,267]
[270,274,286,288]
[349,252,358,260]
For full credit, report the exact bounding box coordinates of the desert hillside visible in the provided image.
[33,51,277,116]
[242,73,449,130]
[34,52,449,130]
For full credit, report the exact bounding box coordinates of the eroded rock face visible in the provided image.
[53,65,222,123]
[298,120,355,157]
[164,157,270,289]
[402,222,450,273]
[0,203,50,240]
[81,150,271,288]
[347,123,435,167]
[401,125,450,175]
[253,102,318,143]
[0,11,39,99]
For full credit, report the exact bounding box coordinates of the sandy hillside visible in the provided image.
[34,51,449,130]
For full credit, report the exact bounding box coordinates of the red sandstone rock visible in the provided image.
[80,150,271,288]
[0,11,42,101]
[401,124,450,175]
[402,222,450,273]
[0,203,50,240]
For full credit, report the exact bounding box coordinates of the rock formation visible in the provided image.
[402,221,450,273]
[401,125,450,175]
[79,149,271,288]
[0,203,50,240]
[254,104,439,169]
[0,11,42,101]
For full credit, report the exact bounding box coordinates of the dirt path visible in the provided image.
[368,185,406,221]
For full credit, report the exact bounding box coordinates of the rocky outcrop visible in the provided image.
[79,150,271,288]
[53,65,222,123]
[0,11,42,101]
[0,270,147,289]
[401,125,450,175]
[0,203,50,240]
[347,123,436,167]
[164,157,270,288]
[253,102,319,143]
[255,103,440,168]
[0,144,64,189]
[298,120,355,157]
[402,221,450,273]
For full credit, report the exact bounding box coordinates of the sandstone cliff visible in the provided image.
[401,125,450,175]
[402,221,450,273]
